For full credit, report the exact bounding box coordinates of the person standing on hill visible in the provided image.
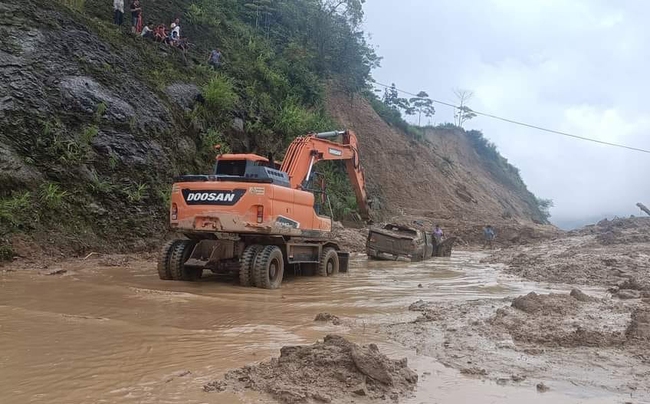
[130,0,142,33]
[208,49,223,69]
[433,224,444,243]
[483,225,496,249]
[113,0,124,26]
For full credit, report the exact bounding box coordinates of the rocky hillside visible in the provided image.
[0,0,551,259]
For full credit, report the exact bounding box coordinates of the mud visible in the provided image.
[0,250,644,403]
[206,335,418,404]
[385,290,650,397]
[484,217,650,292]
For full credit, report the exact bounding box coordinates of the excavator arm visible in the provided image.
[280,130,371,221]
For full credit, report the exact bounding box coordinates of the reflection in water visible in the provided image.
[0,252,614,403]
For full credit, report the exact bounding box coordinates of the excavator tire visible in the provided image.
[169,240,201,281]
[157,240,181,280]
[253,245,284,289]
[239,244,263,287]
[318,248,339,277]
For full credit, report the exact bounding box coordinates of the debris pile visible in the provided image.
[204,335,418,403]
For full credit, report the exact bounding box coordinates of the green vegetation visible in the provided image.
[536,198,554,222]
[123,183,150,203]
[39,183,69,210]
[202,75,239,115]
[57,0,85,11]
[465,129,549,222]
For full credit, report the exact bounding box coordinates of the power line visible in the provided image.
[373,81,650,155]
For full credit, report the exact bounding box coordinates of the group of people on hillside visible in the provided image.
[431,224,496,249]
[111,1,223,66]
[112,0,142,33]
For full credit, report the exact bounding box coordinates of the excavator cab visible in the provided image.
[211,154,291,188]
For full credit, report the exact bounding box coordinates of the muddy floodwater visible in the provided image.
[0,252,634,404]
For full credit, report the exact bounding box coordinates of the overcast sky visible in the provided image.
[363,0,650,228]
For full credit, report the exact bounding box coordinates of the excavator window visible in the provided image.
[215,160,247,177]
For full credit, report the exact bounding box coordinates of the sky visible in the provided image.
[362,0,650,228]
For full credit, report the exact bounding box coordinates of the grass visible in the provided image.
[88,170,113,194]
[0,192,31,226]
[57,0,85,11]
[39,183,69,209]
[123,183,149,203]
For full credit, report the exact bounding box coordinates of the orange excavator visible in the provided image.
[158,130,371,289]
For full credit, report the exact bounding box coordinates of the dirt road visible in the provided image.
[0,251,641,404]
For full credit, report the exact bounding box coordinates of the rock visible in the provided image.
[203,380,227,392]
[570,288,593,302]
[0,143,43,190]
[536,382,550,392]
[352,384,367,396]
[88,202,107,216]
[460,367,487,376]
[312,393,331,403]
[618,290,642,300]
[409,299,428,311]
[314,312,341,325]
[351,347,394,385]
[165,83,201,111]
[60,76,135,122]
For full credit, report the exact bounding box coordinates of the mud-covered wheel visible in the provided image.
[318,248,339,277]
[169,240,201,281]
[253,245,284,289]
[239,244,263,287]
[157,240,181,280]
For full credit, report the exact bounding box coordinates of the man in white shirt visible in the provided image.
[113,0,124,26]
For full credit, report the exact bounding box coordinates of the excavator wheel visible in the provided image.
[169,240,201,281]
[318,248,339,277]
[239,244,263,287]
[157,240,181,280]
[253,245,284,289]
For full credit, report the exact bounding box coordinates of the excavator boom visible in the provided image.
[281,130,370,220]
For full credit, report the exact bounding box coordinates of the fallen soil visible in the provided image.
[204,334,418,404]
[384,291,650,397]
[484,217,650,296]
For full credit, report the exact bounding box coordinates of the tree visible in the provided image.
[408,91,435,126]
[536,197,554,221]
[453,88,477,128]
[382,83,411,113]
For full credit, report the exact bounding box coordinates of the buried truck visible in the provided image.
[366,223,455,261]
[157,130,371,289]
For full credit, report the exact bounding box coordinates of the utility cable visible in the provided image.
[373,81,650,155]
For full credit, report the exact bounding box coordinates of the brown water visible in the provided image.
[0,252,620,404]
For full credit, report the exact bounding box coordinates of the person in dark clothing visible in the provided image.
[113,0,124,26]
[130,0,142,33]
[208,49,223,69]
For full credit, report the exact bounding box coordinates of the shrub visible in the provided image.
[203,75,239,114]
